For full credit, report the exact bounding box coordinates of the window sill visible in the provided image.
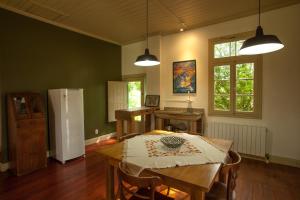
[208,111,262,119]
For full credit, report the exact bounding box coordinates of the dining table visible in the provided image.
[96,130,233,200]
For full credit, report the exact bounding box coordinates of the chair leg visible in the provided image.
[166,187,170,196]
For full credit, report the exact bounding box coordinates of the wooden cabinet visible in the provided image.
[154,107,204,135]
[115,107,159,139]
[7,93,47,176]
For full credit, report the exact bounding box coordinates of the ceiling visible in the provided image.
[0,0,299,45]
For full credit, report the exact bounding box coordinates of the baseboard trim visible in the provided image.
[239,153,266,162]
[0,133,117,172]
[240,153,300,168]
[269,155,300,168]
[85,132,116,146]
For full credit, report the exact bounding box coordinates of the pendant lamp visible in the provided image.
[239,0,284,55]
[134,0,160,67]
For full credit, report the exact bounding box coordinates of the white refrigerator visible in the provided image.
[48,89,85,164]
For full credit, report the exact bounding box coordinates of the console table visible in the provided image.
[115,107,159,138]
[154,107,204,135]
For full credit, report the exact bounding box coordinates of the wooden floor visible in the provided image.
[0,140,299,200]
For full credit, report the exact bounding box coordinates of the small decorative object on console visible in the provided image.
[160,136,186,148]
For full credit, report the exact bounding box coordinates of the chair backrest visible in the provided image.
[219,150,242,200]
[118,133,141,142]
[117,162,161,200]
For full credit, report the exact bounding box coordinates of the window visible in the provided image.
[127,81,142,109]
[208,32,262,118]
[123,74,145,121]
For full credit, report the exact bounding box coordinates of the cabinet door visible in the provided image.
[17,120,34,175]
[17,119,46,175]
[108,81,128,122]
[63,89,85,160]
[28,94,44,118]
[29,119,47,169]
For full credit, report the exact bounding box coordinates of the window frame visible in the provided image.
[208,32,262,118]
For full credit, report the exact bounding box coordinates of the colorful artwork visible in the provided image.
[173,60,196,93]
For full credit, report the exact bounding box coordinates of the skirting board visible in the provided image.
[270,155,300,168]
[85,132,116,145]
[0,132,117,172]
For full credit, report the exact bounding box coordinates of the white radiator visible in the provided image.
[206,122,267,157]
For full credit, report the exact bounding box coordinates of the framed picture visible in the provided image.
[173,60,196,93]
[145,95,160,107]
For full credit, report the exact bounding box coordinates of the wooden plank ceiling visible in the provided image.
[0,0,299,45]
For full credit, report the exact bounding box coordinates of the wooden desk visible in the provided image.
[96,130,233,200]
[115,107,159,138]
[155,107,204,134]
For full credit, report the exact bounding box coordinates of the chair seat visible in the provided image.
[205,182,227,200]
[130,188,174,200]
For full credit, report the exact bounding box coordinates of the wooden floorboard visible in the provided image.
[0,140,299,200]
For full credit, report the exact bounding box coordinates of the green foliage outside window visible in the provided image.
[214,65,230,111]
[236,63,254,112]
[128,81,141,109]
[128,81,142,121]
[213,63,255,112]
[214,40,244,58]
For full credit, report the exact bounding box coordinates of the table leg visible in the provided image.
[190,121,198,135]
[127,117,136,134]
[116,119,123,139]
[191,190,205,200]
[155,118,164,130]
[106,163,115,200]
[145,114,151,132]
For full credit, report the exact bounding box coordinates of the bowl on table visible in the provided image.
[160,136,186,149]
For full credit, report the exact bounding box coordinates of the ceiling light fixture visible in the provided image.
[134,0,160,67]
[180,23,186,32]
[239,0,284,55]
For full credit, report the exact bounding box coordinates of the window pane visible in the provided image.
[236,63,254,79]
[214,95,230,111]
[128,81,141,109]
[214,42,230,58]
[230,42,236,56]
[214,40,245,58]
[236,95,254,112]
[214,80,230,94]
[214,65,230,80]
[236,40,245,56]
[236,80,254,94]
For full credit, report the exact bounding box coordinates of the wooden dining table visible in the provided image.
[96,130,233,200]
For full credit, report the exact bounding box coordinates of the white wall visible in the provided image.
[122,4,300,161]
[122,36,161,95]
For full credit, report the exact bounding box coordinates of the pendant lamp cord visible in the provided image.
[146,0,149,48]
[258,0,261,26]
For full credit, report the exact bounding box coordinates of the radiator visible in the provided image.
[206,122,267,157]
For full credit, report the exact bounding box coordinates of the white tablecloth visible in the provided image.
[123,133,227,169]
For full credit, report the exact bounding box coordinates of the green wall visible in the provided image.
[0,8,121,162]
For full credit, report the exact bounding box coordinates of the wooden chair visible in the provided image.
[117,162,174,200]
[118,133,141,142]
[206,150,242,200]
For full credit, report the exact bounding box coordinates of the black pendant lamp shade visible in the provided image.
[134,0,160,67]
[239,0,284,55]
[134,48,160,66]
[239,26,284,55]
